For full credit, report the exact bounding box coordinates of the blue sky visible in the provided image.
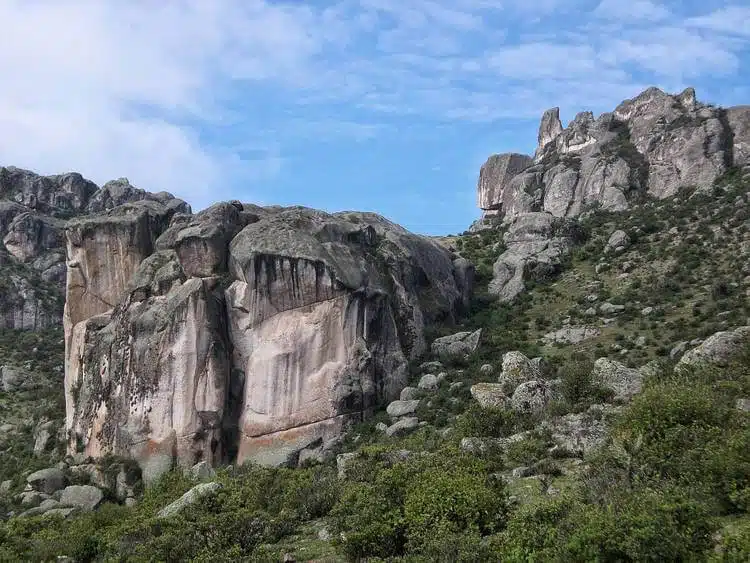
[1,1,749,235]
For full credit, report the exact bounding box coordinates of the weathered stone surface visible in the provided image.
[65,278,231,483]
[42,507,80,519]
[543,326,600,345]
[489,213,581,302]
[536,108,564,159]
[59,485,103,511]
[478,154,533,212]
[511,380,559,413]
[591,358,643,402]
[65,203,472,479]
[675,326,750,373]
[727,106,750,168]
[599,302,625,315]
[27,468,67,495]
[336,452,359,479]
[157,482,222,519]
[400,387,419,401]
[189,461,217,480]
[385,417,419,438]
[431,329,481,359]
[0,167,190,332]
[543,405,619,456]
[386,400,420,419]
[605,230,630,253]
[417,373,439,390]
[33,420,58,455]
[460,431,530,455]
[475,87,750,224]
[470,383,509,409]
[499,351,539,388]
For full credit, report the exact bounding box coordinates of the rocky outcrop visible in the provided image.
[477,87,750,222]
[477,154,533,215]
[675,326,750,373]
[64,202,472,479]
[489,212,584,301]
[0,166,189,331]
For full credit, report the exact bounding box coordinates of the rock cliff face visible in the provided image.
[64,201,472,480]
[477,87,750,222]
[0,167,189,330]
[474,87,750,302]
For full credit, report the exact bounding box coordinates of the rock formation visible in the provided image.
[473,87,750,302]
[477,87,750,222]
[0,166,189,330]
[63,200,472,480]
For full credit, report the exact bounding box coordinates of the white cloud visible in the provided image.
[593,0,670,22]
[0,0,327,208]
[685,6,750,37]
[601,27,741,77]
[0,0,748,211]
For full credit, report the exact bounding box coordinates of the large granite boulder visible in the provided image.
[64,203,472,479]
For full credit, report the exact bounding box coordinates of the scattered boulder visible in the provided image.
[157,482,223,519]
[386,400,420,419]
[599,302,625,315]
[470,383,510,409]
[431,329,482,359]
[385,417,419,438]
[189,461,216,480]
[33,420,58,455]
[544,405,620,456]
[676,326,750,373]
[59,485,103,512]
[511,380,558,413]
[26,467,67,495]
[499,351,540,388]
[418,373,439,391]
[0,480,11,496]
[736,398,750,412]
[543,327,600,345]
[42,507,80,520]
[0,365,35,392]
[479,363,494,375]
[399,387,419,401]
[19,491,43,507]
[591,358,643,402]
[460,431,530,455]
[605,230,630,253]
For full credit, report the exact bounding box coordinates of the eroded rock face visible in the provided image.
[0,166,190,330]
[65,203,472,479]
[489,212,584,302]
[477,87,750,222]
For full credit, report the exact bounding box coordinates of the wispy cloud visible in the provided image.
[0,0,748,213]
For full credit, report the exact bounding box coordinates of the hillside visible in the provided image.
[1,87,750,562]
[0,168,747,561]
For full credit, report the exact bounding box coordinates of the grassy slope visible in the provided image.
[1,171,749,561]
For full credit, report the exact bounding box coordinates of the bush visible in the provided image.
[331,449,509,560]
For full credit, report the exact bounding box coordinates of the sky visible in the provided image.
[0,1,749,235]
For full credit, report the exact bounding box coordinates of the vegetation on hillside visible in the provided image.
[1,170,749,561]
